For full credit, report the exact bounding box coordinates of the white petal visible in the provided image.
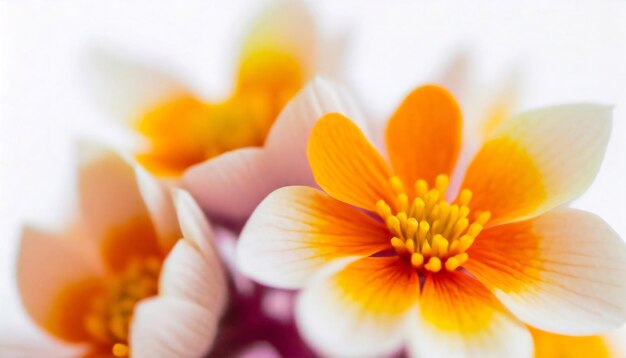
[407,272,531,358]
[134,165,181,253]
[466,209,626,334]
[170,188,227,318]
[16,226,102,341]
[159,239,226,319]
[182,148,275,223]
[461,104,612,225]
[296,257,419,357]
[237,186,388,289]
[77,142,149,240]
[172,189,220,259]
[130,297,219,358]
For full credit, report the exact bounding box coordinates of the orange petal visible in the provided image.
[465,209,626,334]
[17,227,103,343]
[409,271,531,357]
[460,104,612,225]
[297,257,420,357]
[135,166,181,254]
[530,328,611,358]
[135,96,210,177]
[386,85,462,187]
[238,186,390,289]
[78,145,162,271]
[308,113,395,211]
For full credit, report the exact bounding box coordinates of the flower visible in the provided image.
[86,1,340,180]
[15,145,226,357]
[237,84,626,357]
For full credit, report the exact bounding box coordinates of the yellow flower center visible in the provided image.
[84,256,161,357]
[376,174,490,273]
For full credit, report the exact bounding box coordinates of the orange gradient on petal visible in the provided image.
[135,97,209,177]
[461,137,546,226]
[530,328,611,358]
[100,215,162,273]
[421,272,501,333]
[336,257,420,315]
[301,192,391,260]
[464,220,541,294]
[46,278,103,342]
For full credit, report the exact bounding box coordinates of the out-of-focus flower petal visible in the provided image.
[77,143,162,270]
[82,47,190,123]
[465,209,626,334]
[461,104,612,226]
[296,257,419,357]
[238,186,388,289]
[238,342,282,358]
[134,165,181,254]
[17,227,103,343]
[166,188,227,320]
[130,296,219,358]
[237,0,315,91]
[183,77,367,222]
[0,344,85,358]
[159,239,226,321]
[407,271,531,358]
[182,148,273,224]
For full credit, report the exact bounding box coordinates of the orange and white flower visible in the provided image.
[86,1,339,175]
[237,84,626,357]
[15,146,226,357]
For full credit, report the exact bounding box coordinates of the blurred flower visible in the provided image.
[237,84,626,357]
[86,1,344,181]
[15,146,226,357]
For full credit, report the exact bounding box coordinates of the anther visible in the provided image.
[378,174,490,274]
[411,253,424,268]
[424,257,442,272]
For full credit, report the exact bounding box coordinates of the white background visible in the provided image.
[2,0,626,347]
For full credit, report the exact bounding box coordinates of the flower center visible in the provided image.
[376,174,490,273]
[84,256,161,357]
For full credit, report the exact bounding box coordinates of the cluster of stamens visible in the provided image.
[84,256,161,357]
[376,174,490,273]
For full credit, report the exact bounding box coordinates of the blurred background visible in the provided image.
[2,0,626,347]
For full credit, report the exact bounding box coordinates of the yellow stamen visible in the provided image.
[84,256,161,353]
[112,343,129,357]
[424,257,442,272]
[378,175,490,273]
[411,253,424,268]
